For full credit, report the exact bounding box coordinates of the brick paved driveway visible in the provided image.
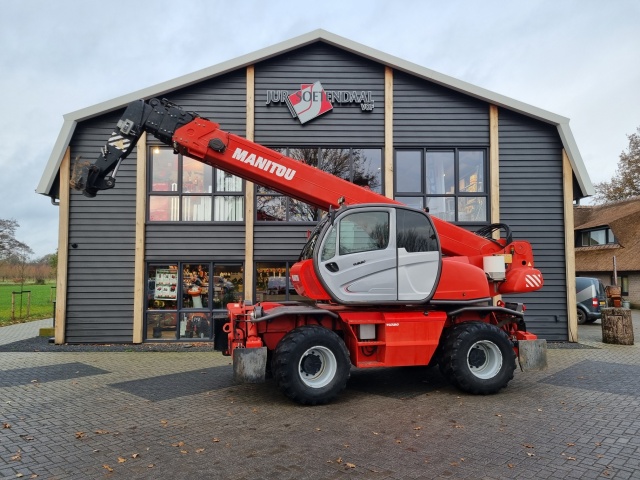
[1,313,638,479]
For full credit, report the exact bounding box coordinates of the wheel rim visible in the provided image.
[467,340,503,380]
[298,346,337,388]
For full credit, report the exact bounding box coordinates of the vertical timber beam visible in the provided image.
[489,105,502,305]
[563,149,578,342]
[244,65,255,301]
[54,148,70,344]
[384,66,394,198]
[489,105,500,228]
[132,133,147,343]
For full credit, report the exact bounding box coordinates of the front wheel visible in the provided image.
[273,325,351,405]
[439,322,516,395]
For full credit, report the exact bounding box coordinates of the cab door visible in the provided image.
[316,207,397,304]
[395,208,441,301]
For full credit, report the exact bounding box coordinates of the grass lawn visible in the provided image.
[0,283,57,326]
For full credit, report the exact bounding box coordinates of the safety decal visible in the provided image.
[525,274,542,289]
[108,132,131,151]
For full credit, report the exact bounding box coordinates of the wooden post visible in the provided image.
[601,308,635,345]
[11,292,15,320]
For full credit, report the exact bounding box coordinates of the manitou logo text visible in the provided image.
[266,81,375,124]
[231,148,296,181]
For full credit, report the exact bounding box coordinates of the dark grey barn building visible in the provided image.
[37,30,593,344]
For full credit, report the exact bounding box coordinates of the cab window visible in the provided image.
[338,211,389,255]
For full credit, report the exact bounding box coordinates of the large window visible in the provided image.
[256,147,382,222]
[145,262,243,341]
[148,147,244,222]
[255,262,309,303]
[395,149,487,222]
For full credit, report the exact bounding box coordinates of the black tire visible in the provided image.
[576,308,587,325]
[439,322,516,395]
[273,325,350,405]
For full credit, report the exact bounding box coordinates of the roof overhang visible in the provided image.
[37,29,595,199]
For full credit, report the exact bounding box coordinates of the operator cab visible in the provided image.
[296,205,442,305]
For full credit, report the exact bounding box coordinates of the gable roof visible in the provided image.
[574,197,640,272]
[36,29,594,199]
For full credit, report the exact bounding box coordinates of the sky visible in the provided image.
[1,0,638,259]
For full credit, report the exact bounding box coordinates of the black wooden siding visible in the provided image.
[253,224,312,262]
[65,73,246,343]
[254,43,385,146]
[67,110,136,343]
[393,72,489,145]
[498,109,568,341]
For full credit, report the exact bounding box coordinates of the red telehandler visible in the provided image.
[73,98,547,404]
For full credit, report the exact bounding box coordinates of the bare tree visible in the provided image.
[593,127,640,203]
[0,219,32,262]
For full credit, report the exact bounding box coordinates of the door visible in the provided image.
[317,208,397,303]
[395,208,441,301]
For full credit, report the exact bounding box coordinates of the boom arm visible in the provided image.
[74,98,534,262]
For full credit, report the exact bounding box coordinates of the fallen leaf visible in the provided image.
[75,432,86,439]
[118,457,126,463]
[507,463,515,468]
[103,465,113,472]
[566,443,575,447]
[17,473,24,478]
[147,464,155,468]
[131,453,140,459]
[537,409,543,412]
[95,430,109,435]
[453,425,465,429]
[172,441,185,447]
[413,426,422,430]
[3,423,10,429]
[522,444,534,449]
[195,448,205,453]
[526,452,535,457]
[372,432,379,435]
[567,456,576,461]
[495,414,502,417]
[212,438,220,443]
[345,463,356,469]
[11,450,22,461]
[180,450,188,454]
[336,457,342,464]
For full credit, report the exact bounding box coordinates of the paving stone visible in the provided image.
[0,312,639,478]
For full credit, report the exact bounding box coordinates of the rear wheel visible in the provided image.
[273,325,350,405]
[439,322,516,394]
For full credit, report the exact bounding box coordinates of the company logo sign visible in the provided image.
[266,81,375,124]
[285,82,333,124]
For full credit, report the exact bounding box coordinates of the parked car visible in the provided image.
[576,277,607,324]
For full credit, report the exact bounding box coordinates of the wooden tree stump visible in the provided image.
[601,308,635,345]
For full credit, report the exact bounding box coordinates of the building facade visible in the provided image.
[38,30,593,344]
